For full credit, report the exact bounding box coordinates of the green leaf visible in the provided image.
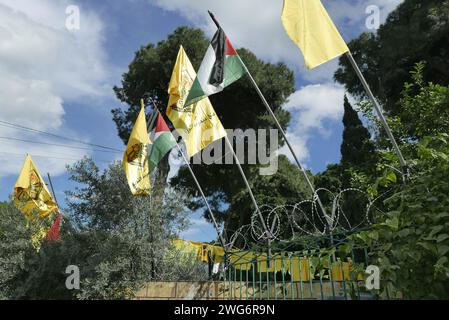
[437,245,449,256]
[397,229,411,238]
[436,257,448,266]
[368,230,379,241]
[417,242,437,254]
[386,171,397,183]
[385,217,399,230]
[429,226,444,239]
[436,212,449,219]
[437,234,449,243]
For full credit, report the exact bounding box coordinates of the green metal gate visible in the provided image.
[221,247,375,300]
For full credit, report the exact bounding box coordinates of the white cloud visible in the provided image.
[0,1,108,100]
[280,83,347,163]
[327,0,404,29]
[179,217,216,240]
[0,0,110,178]
[150,0,403,83]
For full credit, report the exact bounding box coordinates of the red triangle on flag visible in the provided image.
[225,36,237,55]
[46,213,63,242]
[155,113,171,133]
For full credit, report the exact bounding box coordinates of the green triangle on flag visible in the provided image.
[148,113,177,172]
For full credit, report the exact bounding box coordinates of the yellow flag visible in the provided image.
[281,0,349,69]
[166,46,227,158]
[14,155,58,219]
[123,100,151,195]
[13,155,59,249]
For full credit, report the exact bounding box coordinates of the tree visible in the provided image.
[335,0,449,116]
[64,158,192,297]
[315,97,377,230]
[336,69,449,299]
[112,26,308,241]
[340,96,376,169]
[0,201,33,299]
[398,62,449,140]
[346,134,449,299]
[1,158,199,300]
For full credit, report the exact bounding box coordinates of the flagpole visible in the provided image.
[175,142,228,250]
[46,173,65,235]
[207,11,328,219]
[146,99,159,131]
[47,172,63,217]
[47,172,59,207]
[146,101,228,250]
[224,135,273,260]
[345,51,408,175]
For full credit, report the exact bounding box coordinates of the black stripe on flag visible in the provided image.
[209,28,226,87]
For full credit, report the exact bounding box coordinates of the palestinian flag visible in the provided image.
[185,28,246,106]
[148,113,177,171]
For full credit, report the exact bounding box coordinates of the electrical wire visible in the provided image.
[0,119,123,152]
[0,136,122,154]
[0,151,113,164]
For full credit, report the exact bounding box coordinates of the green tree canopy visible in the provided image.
[315,96,377,229]
[335,0,449,115]
[340,96,377,169]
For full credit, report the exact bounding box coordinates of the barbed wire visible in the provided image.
[223,186,398,251]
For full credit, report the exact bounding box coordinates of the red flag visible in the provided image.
[46,213,63,241]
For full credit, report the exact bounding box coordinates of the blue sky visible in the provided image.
[0,0,403,242]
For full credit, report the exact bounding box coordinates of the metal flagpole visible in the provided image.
[146,100,227,250]
[207,11,329,218]
[46,173,65,235]
[238,55,328,211]
[224,135,273,260]
[175,142,228,250]
[47,172,59,207]
[345,51,407,172]
[145,98,159,131]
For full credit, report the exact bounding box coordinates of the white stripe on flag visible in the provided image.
[197,45,225,96]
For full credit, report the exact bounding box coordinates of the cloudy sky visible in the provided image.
[0,0,403,241]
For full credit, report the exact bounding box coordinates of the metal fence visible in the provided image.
[221,248,375,300]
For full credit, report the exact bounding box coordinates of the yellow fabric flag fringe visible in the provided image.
[166,46,227,158]
[281,0,349,69]
[172,239,225,264]
[13,155,59,249]
[123,100,152,195]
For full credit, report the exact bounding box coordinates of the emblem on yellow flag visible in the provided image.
[166,46,227,158]
[123,100,152,195]
[13,155,59,249]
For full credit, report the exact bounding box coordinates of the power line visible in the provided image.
[0,119,123,152]
[0,151,113,164]
[0,136,122,154]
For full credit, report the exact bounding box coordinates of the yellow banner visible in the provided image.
[281,0,349,69]
[13,155,59,248]
[123,101,151,195]
[167,46,227,158]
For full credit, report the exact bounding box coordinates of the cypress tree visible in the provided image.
[339,96,377,228]
[340,95,376,169]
